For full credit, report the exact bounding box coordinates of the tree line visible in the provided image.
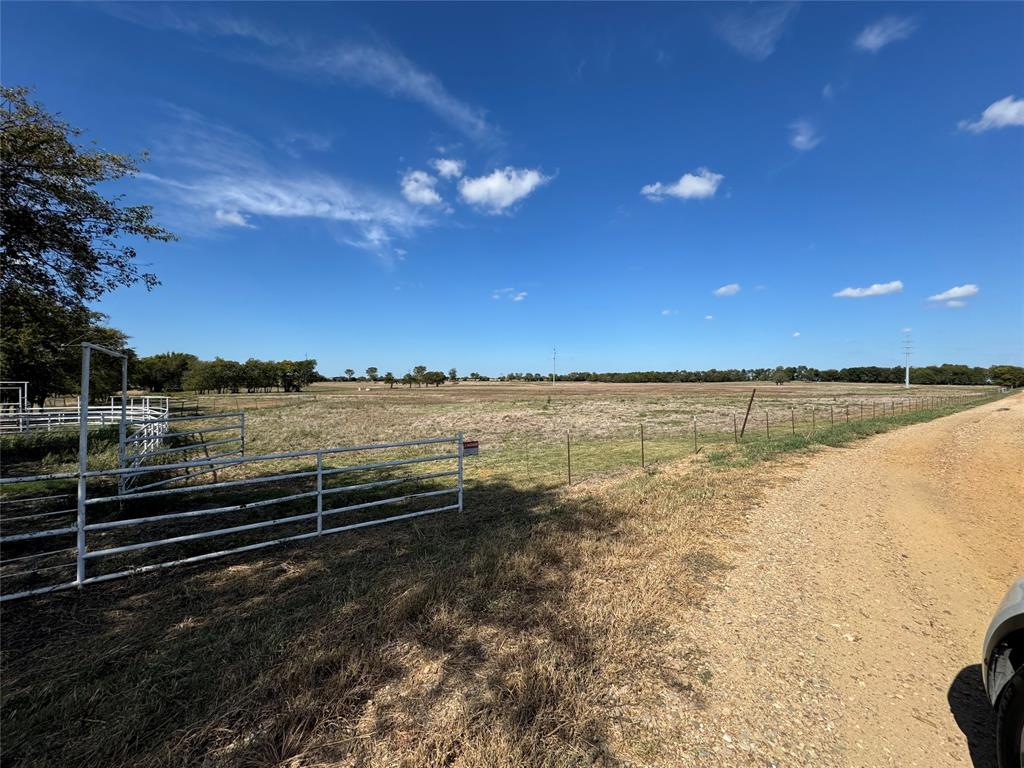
[134,353,321,394]
[550,364,1023,387]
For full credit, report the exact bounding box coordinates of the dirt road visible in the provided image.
[677,392,1024,767]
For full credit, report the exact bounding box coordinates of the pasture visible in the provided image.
[227,380,996,486]
[0,381,1004,766]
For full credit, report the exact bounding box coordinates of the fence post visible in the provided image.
[693,415,698,453]
[812,408,815,433]
[766,411,770,441]
[76,344,91,588]
[457,434,464,512]
[733,414,738,444]
[846,405,849,423]
[566,432,572,486]
[830,405,834,428]
[791,407,795,434]
[240,412,246,456]
[316,450,323,534]
[640,424,645,468]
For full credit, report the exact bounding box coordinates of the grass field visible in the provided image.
[221,380,997,487]
[0,383,1006,766]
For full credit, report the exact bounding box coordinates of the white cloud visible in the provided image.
[855,16,917,53]
[928,284,978,302]
[400,170,444,207]
[214,209,254,228]
[902,327,913,333]
[431,158,465,179]
[792,331,801,337]
[958,96,1024,133]
[705,315,714,321]
[492,287,527,302]
[713,283,741,297]
[459,167,550,213]
[715,3,797,61]
[944,300,967,309]
[833,280,903,298]
[661,308,677,316]
[789,120,822,151]
[641,168,723,201]
[822,83,834,100]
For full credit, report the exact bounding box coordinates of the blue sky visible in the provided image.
[5,2,1023,376]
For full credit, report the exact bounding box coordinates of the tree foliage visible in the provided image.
[0,286,130,405]
[0,86,175,311]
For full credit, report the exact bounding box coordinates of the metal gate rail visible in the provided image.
[0,434,464,601]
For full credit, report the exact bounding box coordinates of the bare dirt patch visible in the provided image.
[670,392,1024,767]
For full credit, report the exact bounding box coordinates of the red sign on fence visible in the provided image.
[463,440,479,456]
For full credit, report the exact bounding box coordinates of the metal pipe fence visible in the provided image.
[0,434,464,601]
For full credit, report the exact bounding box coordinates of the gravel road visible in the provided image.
[675,392,1024,767]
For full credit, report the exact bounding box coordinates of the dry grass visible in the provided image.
[235,381,995,455]
[1,454,761,767]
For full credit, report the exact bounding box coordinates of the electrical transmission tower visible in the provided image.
[902,333,912,389]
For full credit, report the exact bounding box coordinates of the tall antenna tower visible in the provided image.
[902,332,912,389]
[551,347,557,385]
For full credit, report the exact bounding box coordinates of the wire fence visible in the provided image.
[464,391,1000,489]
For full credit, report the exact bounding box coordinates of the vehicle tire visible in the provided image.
[996,667,1024,768]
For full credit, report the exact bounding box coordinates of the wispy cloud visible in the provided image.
[854,16,917,53]
[822,83,834,100]
[138,106,426,265]
[705,315,714,321]
[833,280,903,298]
[641,168,723,201]
[492,287,528,302]
[792,331,801,337]
[928,284,978,309]
[431,158,465,179]
[400,170,444,207]
[715,3,797,62]
[275,131,333,159]
[459,168,550,214]
[713,283,741,297]
[105,5,498,143]
[958,96,1024,133]
[660,308,677,316]
[789,119,822,151]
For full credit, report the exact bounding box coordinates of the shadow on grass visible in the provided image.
[948,664,998,768]
[1,477,629,767]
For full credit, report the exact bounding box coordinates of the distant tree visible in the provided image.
[402,372,415,388]
[133,352,197,392]
[0,86,175,311]
[0,288,130,405]
[448,367,457,383]
[469,372,481,381]
[413,365,427,387]
[344,368,355,381]
[990,365,1024,388]
[383,371,395,389]
[424,371,446,387]
[771,367,791,385]
[365,366,378,382]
